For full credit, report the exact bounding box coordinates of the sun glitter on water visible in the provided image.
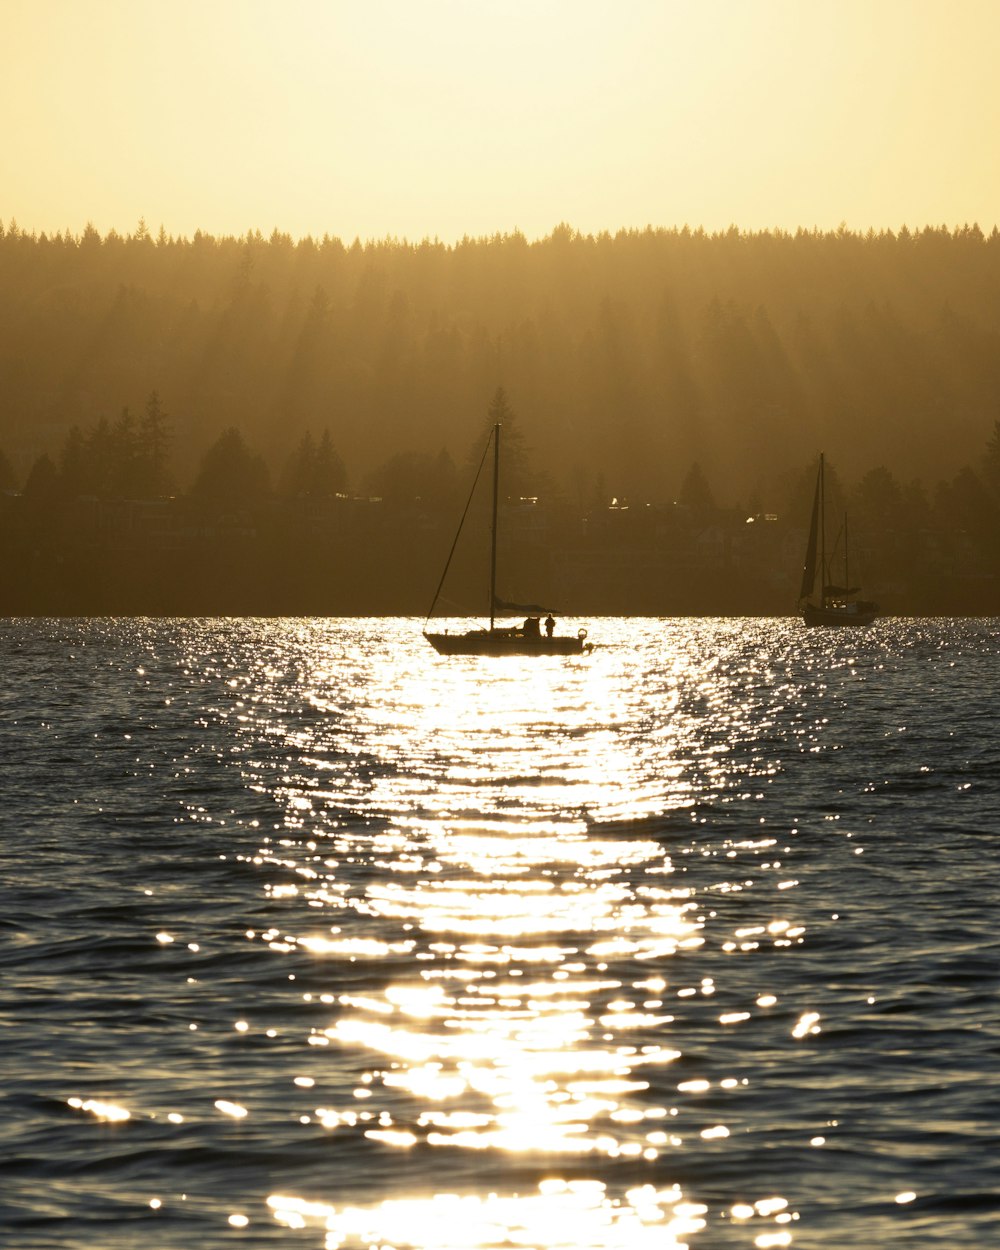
[223,619,815,1246]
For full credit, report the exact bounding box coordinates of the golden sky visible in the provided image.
[3,0,998,242]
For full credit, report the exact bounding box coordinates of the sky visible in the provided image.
[3,0,999,244]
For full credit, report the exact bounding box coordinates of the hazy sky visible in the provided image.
[4,0,998,243]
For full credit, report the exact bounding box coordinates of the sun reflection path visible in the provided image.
[323,970,683,1159]
[254,808,708,1161]
[218,620,822,1247]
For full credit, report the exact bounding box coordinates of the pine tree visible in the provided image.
[471,387,532,500]
[57,426,89,498]
[139,391,172,496]
[279,430,316,498]
[0,446,17,492]
[190,427,270,513]
[313,429,347,496]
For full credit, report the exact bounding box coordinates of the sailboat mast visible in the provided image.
[489,422,500,631]
[819,452,826,609]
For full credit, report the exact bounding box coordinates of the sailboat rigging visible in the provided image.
[799,452,877,626]
[423,422,593,655]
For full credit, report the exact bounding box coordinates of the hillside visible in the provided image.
[3,221,999,505]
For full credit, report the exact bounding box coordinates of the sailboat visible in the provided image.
[799,452,877,626]
[423,422,593,655]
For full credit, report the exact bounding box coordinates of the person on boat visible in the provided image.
[544,614,555,637]
[522,616,541,637]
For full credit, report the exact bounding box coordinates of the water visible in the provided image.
[2,616,998,1249]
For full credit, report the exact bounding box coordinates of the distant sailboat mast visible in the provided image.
[800,454,821,603]
[799,449,877,626]
[489,422,499,631]
[819,451,827,609]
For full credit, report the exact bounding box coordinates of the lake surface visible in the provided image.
[2,616,998,1249]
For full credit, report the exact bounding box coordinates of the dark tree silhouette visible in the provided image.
[982,419,1000,498]
[366,447,457,510]
[57,426,88,498]
[851,465,903,532]
[280,428,347,498]
[677,462,717,519]
[83,419,116,498]
[471,387,533,500]
[0,447,16,492]
[190,427,270,513]
[109,407,139,498]
[279,430,317,498]
[313,430,347,496]
[23,453,59,502]
[139,390,172,496]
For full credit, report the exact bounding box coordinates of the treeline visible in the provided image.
[2,384,1000,617]
[3,219,1000,507]
[0,392,349,511]
[0,390,462,522]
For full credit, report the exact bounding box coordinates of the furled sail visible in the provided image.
[495,597,557,614]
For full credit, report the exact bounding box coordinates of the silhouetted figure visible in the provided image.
[522,616,540,637]
[544,614,555,638]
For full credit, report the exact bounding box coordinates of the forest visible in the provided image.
[2,219,1000,615]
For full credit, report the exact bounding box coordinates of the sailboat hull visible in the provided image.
[424,419,596,655]
[802,601,877,627]
[424,629,592,656]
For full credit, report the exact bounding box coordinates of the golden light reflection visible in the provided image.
[267,1181,707,1248]
[214,1099,248,1119]
[319,961,685,1159]
[755,1198,790,1216]
[791,1012,821,1040]
[67,1097,130,1122]
[239,634,782,1193]
[286,624,709,832]
[299,935,416,957]
[220,620,827,1247]
[729,1197,799,1245]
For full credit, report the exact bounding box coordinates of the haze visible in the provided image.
[4,0,998,243]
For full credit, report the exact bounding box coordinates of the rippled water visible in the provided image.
[2,616,998,1249]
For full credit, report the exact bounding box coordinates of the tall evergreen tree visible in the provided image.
[279,428,347,498]
[139,390,172,496]
[109,407,139,497]
[84,419,115,498]
[280,430,317,498]
[190,427,270,513]
[678,462,717,519]
[313,429,347,496]
[57,426,89,498]
[23,453,59,502]
[471,387,533,500]
[0,447,16,492]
